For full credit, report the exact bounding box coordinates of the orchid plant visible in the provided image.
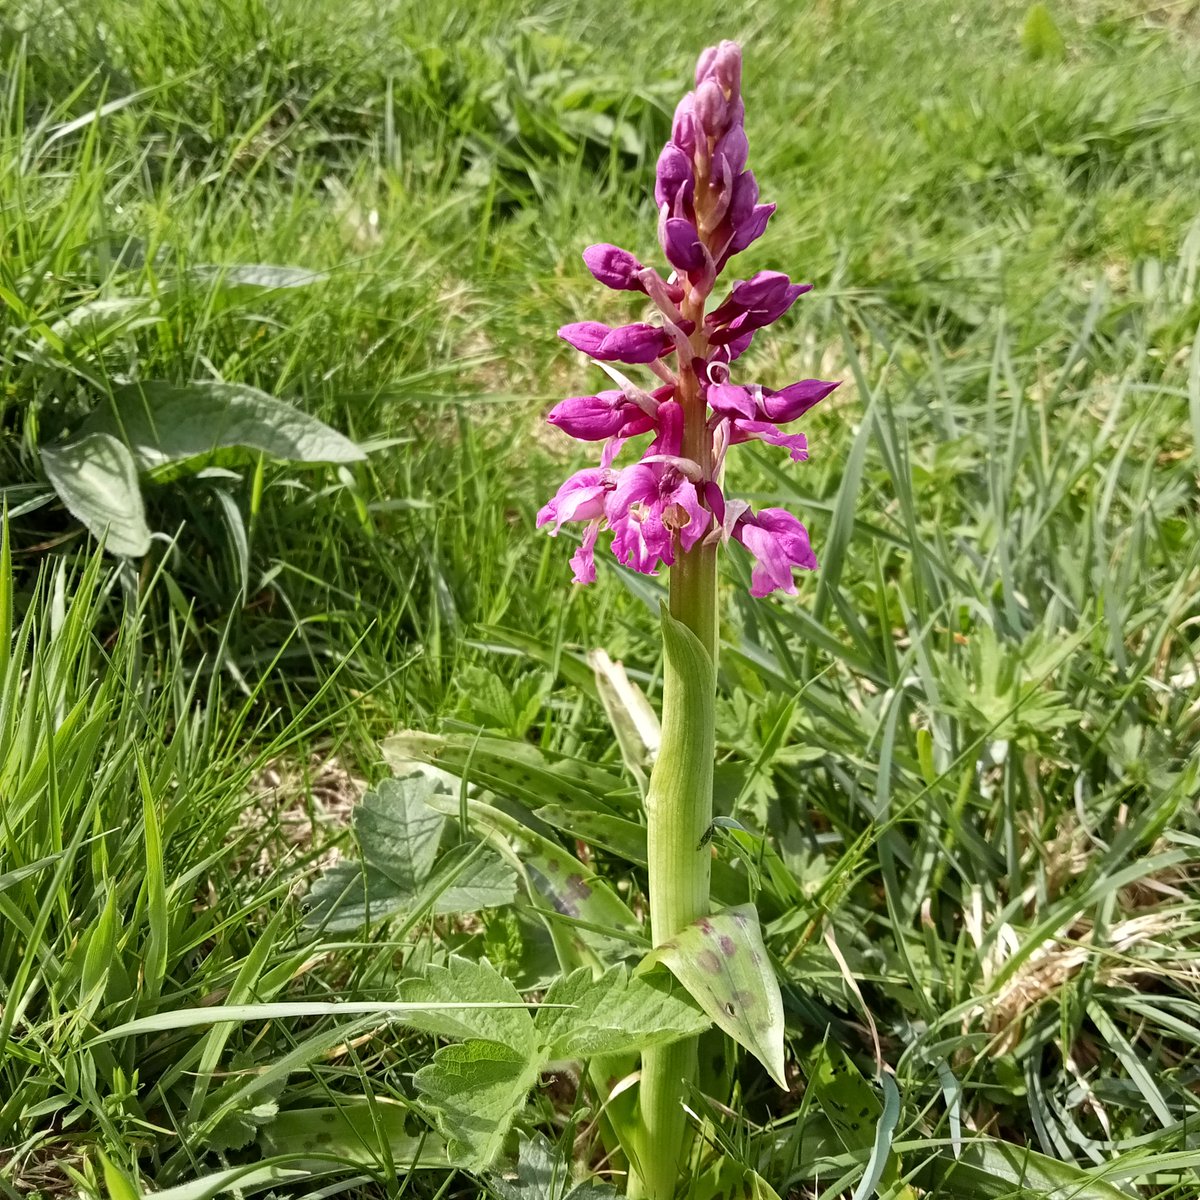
[538,41,837,1197]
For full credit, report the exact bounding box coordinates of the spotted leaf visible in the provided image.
[640,904,786,1087]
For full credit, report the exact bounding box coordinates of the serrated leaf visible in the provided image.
[41,432,151,556]
[259,1103,450,1168]
[303,861,412,931]
[356,776,446,891]
[642,905,786,1087]
[536,966,708,1060]
[85,380,363,475]
[398,957,537,1050]
[414,1039,540,1170]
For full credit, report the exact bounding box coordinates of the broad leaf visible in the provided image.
[41,432,151,556]
[260,1102,450,1168]
[641,905,786,1087]
[47,296,161,348]
[522,846,644,957]
[425,846,520,915]
[356,776,445,892]
[86,380,363,475]
[304,850,516,931]
[398,957,537,1051]
[181,263,327,297]
[414,1039,540,1170]
[536,966,708,1060]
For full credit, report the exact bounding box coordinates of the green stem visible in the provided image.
[632,539,718,1198]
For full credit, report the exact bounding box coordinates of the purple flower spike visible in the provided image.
[540,41,837,594]
[583,244,646,292]
[558,321,675,364]
[694,80,729,139]
[735,508,818,597]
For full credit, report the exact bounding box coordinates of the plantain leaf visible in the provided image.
[41,432,151,556]
[640,905,786,1087]
[85,380,363,476]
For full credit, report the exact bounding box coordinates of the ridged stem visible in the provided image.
[630,291,718,1199]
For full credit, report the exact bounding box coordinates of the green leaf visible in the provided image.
[259,1103,450,1168]
[398,957,538,1050]
[47,296,161,349]
[304,861,414,931]
[181,263,327,298]
[383,730,632,811]
[305,775,517,930]
[641,905,786,1087]
[587,648,659,788]
[41,432,151,556]
[691,1158,783,1200]
[918,1137,1132,1199]
[535,966,708,1059]
[414,1039,541,1170]
[489,1131,619,1200]
[356,776,446,892]
[1021,3,1066,61]
[90,998,533,1044]
[85,380,364,475]
[533,806,647,865]
[427,846,520,915]
[100,1152,142,1200]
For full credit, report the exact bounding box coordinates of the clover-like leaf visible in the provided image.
[640,904,786,1087]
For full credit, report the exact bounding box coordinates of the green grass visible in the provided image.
[3,0,1200,1195]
